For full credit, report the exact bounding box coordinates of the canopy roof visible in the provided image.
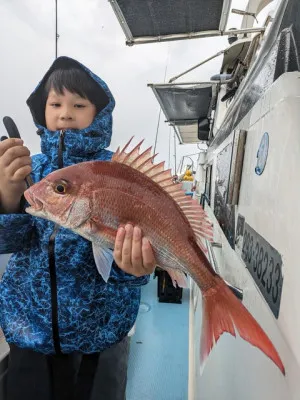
[149,83,217,144]
[109,0,232,45]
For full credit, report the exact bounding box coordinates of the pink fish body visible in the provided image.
[24,138,285,375]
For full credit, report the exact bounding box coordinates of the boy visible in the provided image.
[0,56,156,400]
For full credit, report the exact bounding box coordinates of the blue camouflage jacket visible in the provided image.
[0,56,149,354]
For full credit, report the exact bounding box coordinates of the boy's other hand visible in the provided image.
[0,138,32,213]
[113,224,156,277]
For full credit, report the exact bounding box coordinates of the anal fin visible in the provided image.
[164,267,188,288]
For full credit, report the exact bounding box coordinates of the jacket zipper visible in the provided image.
[48,129,65,354]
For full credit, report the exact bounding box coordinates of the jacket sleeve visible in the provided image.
[110,261,150,286]
[0,153,43,254]
[0,197,34,254]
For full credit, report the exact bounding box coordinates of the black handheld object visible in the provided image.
[3,116,22,139]
[2,116,33,187]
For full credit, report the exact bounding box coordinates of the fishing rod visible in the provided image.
[55,0,59,59]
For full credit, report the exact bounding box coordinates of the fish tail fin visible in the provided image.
[200,280,285,375]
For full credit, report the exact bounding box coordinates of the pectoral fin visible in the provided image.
[92,243,114,282]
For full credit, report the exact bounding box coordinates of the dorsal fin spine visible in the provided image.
[152,169,172,181]
[130,146,152,167]
[123,140,144,164]
[138,154,157,171]
[144,161,165,177]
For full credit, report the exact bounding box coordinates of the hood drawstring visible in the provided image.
[48,129,65,354]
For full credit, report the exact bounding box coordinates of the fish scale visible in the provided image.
[89,178,201,277]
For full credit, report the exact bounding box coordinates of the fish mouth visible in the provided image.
[24,190,44,212]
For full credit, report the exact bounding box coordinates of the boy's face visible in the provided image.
[45,88,97,131]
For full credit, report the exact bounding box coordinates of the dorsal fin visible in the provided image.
[111,138,213,245]
[123,139,144,164]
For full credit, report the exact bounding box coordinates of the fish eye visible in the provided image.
[54,181,68,194]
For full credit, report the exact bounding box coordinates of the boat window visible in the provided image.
[214,142,235,248]
[227,130,247,205]
[204,164,212,204]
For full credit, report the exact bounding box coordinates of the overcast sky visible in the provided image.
[0,0,274,173]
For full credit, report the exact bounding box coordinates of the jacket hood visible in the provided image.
[26,56,115,155]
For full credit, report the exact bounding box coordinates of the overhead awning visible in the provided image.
[109,0,232,45]
[149,83,218,144]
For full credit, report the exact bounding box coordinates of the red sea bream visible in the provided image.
[24,138,285,375]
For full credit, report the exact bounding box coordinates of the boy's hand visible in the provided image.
[0,138,32,213]
[113,224,156,277]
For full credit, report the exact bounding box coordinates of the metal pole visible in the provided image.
[153,108,162,154]
[178,156,183,175]
[148,81,214,87]
[168,127,171,169]
[173,132,177,174]
[126,27,265,46]
[149,63,242,87]
[169,50,225,83]
[185,156,195,172]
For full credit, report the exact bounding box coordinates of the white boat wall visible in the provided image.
[190,0,300,398]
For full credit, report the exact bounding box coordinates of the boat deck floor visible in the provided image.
[126,275,190,400]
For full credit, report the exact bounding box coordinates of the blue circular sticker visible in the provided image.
[255,132,269,175]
